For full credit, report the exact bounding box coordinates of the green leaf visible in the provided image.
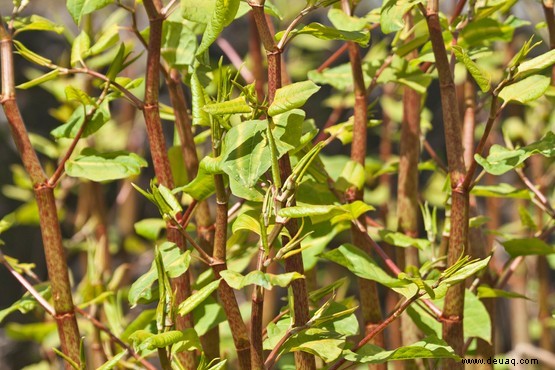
[67,0,114,25]
[65,148,147,182]
[65,86,95,106]
[322,244,406,288]
[191,72,211,126]
[268,81,320,117]
[380,0,421,34]
[344,335,459,363]
[174,158,217,201]
[460,18,514,47]
[308,63,356,91]
[475,132,555,175]
[140,330,200,351]
[134,218,166,240]
[221,119,269,188]
[120,309,156,341]
[220,270,303,290]
[379,230,431,250]
[196,0,240,56]
[452,45,491,92]
[13,40,52,67]
[5,321,57,343]
[89,24,120,56]
[51,101,111,139]
[328,8,367,32]
[17,69,60,89]
[281,328,346,363]
[97,350,127,370]
[498,74,550,104]
[178,279,221,316]
[161,21,197,67]
[203,96,252,115]
[514,49,555,80]
[71,31,91,66]
[128,243,191,306]
[232,211,261,235]
[477,286,529,300]
[277,22,370,47]
[471,183,531,199]
[463,290,492,343]
[193,296,226,336]
[12,15,64,34]
[182,0,215,23]
[502,238,554,257]
[0,284,50,323]
[440,256,491,287]
[278,201,374,224]
[335,160,366,192]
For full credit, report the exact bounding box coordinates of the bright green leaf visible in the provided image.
[178,279,221,316]
[71,31,91,66]
[477,286,529,300]
[196,0,240,56]
[498,74,550,104]
[268,81,320,117]
[67,0,114,25]
[220,270,303,290]
[379,230,431,250]
[65,148,147,182]
[452,45,491,92]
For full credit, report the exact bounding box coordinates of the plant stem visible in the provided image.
[165,68,221,361]
[340,1,384,366]
[141,2,196,368]
[424,2,468,364]
[213,174,253,370]
[249,4,316,369]
[0,23,81,369]
[397,12,423,360]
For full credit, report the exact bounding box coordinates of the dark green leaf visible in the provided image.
[502,238,554,257]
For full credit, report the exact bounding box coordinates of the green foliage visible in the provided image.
[2,1,553,369]
[65,148,147,182]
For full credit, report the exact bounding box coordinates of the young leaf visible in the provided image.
[196,0,240,56]
[178,279,221,316]
[439,256,491,287]
[452,45,491,92]
[220,270,303,290]
[203,96,252,115]
[16,69,60,90]
[514,49,555,80]
[220,119,270,188]
[65,148,147,182]
[13,40,52,67]
[141,329,200,351]
[475,132,555,175]
[268,81,320,116]
[128,243,191,306]
[71,31,91,66]
[12,15,64,34]
[97,350,127,370]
